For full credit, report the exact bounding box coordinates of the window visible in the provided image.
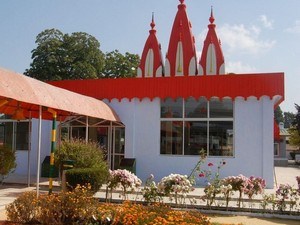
[0,120,29,150]
[274,143,279,156]
[16,122,29,150]
[160,97,234,156]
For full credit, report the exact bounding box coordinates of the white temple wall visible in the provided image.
[110,97,275,187]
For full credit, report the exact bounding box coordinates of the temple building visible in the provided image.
[2,0,284,187]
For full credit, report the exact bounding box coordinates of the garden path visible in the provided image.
[208,214,299,225]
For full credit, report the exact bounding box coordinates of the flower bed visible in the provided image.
[5,186,212,225]
[5,167,300,224]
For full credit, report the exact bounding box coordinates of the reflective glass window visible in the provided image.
[160,121,183,155]
[210,98,233,118]
[161,98,183,118]
[185,97,207,118]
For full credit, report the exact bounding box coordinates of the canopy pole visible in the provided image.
[85,116,89,143]
[36,106,42,197]
[27,112,32,187]
[48,108,57,195]
[109,121,113,169]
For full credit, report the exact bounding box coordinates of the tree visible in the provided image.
[274,106,284,124]
[288,127,300,150]
[25,29,105,81]
[293,104,300,135]
[102,50,140,78]
[25,29,140,81]
[288,104,300,150]
[284,111,295,128]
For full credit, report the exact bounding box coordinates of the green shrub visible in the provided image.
[0,145,16,182]
[66,167,108,193]
[55,139,107,169]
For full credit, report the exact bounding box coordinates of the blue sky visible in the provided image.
[1,0,299,113]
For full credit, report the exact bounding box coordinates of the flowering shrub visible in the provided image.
[222,175,248,193]
[204,183,221,207]
[188,148,207,184]
[95,201,211,225]
[6,185,98,225]
[5,191,38,223]
[158,173,194,205]
[219,183,233,208]
[142,174,162,203]
[243,176,266,199]
[6,191,212,225]
[222,175,248,208]
[196,160,226,207]
[196,160,226,186]
[260,193,276,212]
[107,169,142,200]
[275,184,299,212]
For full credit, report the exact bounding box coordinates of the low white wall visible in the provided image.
[111,97,275,188]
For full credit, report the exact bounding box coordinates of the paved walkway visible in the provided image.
[1,165,299,224]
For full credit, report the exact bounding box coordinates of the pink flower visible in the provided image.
[208,163,213,167]
[199,173,205,177]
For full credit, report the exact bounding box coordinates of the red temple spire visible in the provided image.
[209,6,215,24]
[137,13,164,78]
[150,12,155,30]
[198,7,225,75]
[165,0,197,76]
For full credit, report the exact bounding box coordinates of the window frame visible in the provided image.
[274,143,280,156]
[0,119,30,151]
[160,97,234,157]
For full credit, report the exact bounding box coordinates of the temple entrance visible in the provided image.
[59,116,124,170]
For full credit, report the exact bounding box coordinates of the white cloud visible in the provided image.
[218,24,276,54]
[226,61,257,74]
[285,20,300,34]
[259,15,274,29]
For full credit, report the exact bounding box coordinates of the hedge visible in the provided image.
[66,167,108,193]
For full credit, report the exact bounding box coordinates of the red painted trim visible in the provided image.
[50,73,284,103]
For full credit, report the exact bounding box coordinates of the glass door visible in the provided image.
[111,127,125,169]
[59,120,125,170]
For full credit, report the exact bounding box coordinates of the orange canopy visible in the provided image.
[0,67,120,121]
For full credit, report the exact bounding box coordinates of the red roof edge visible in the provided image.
[49,73,284,104]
